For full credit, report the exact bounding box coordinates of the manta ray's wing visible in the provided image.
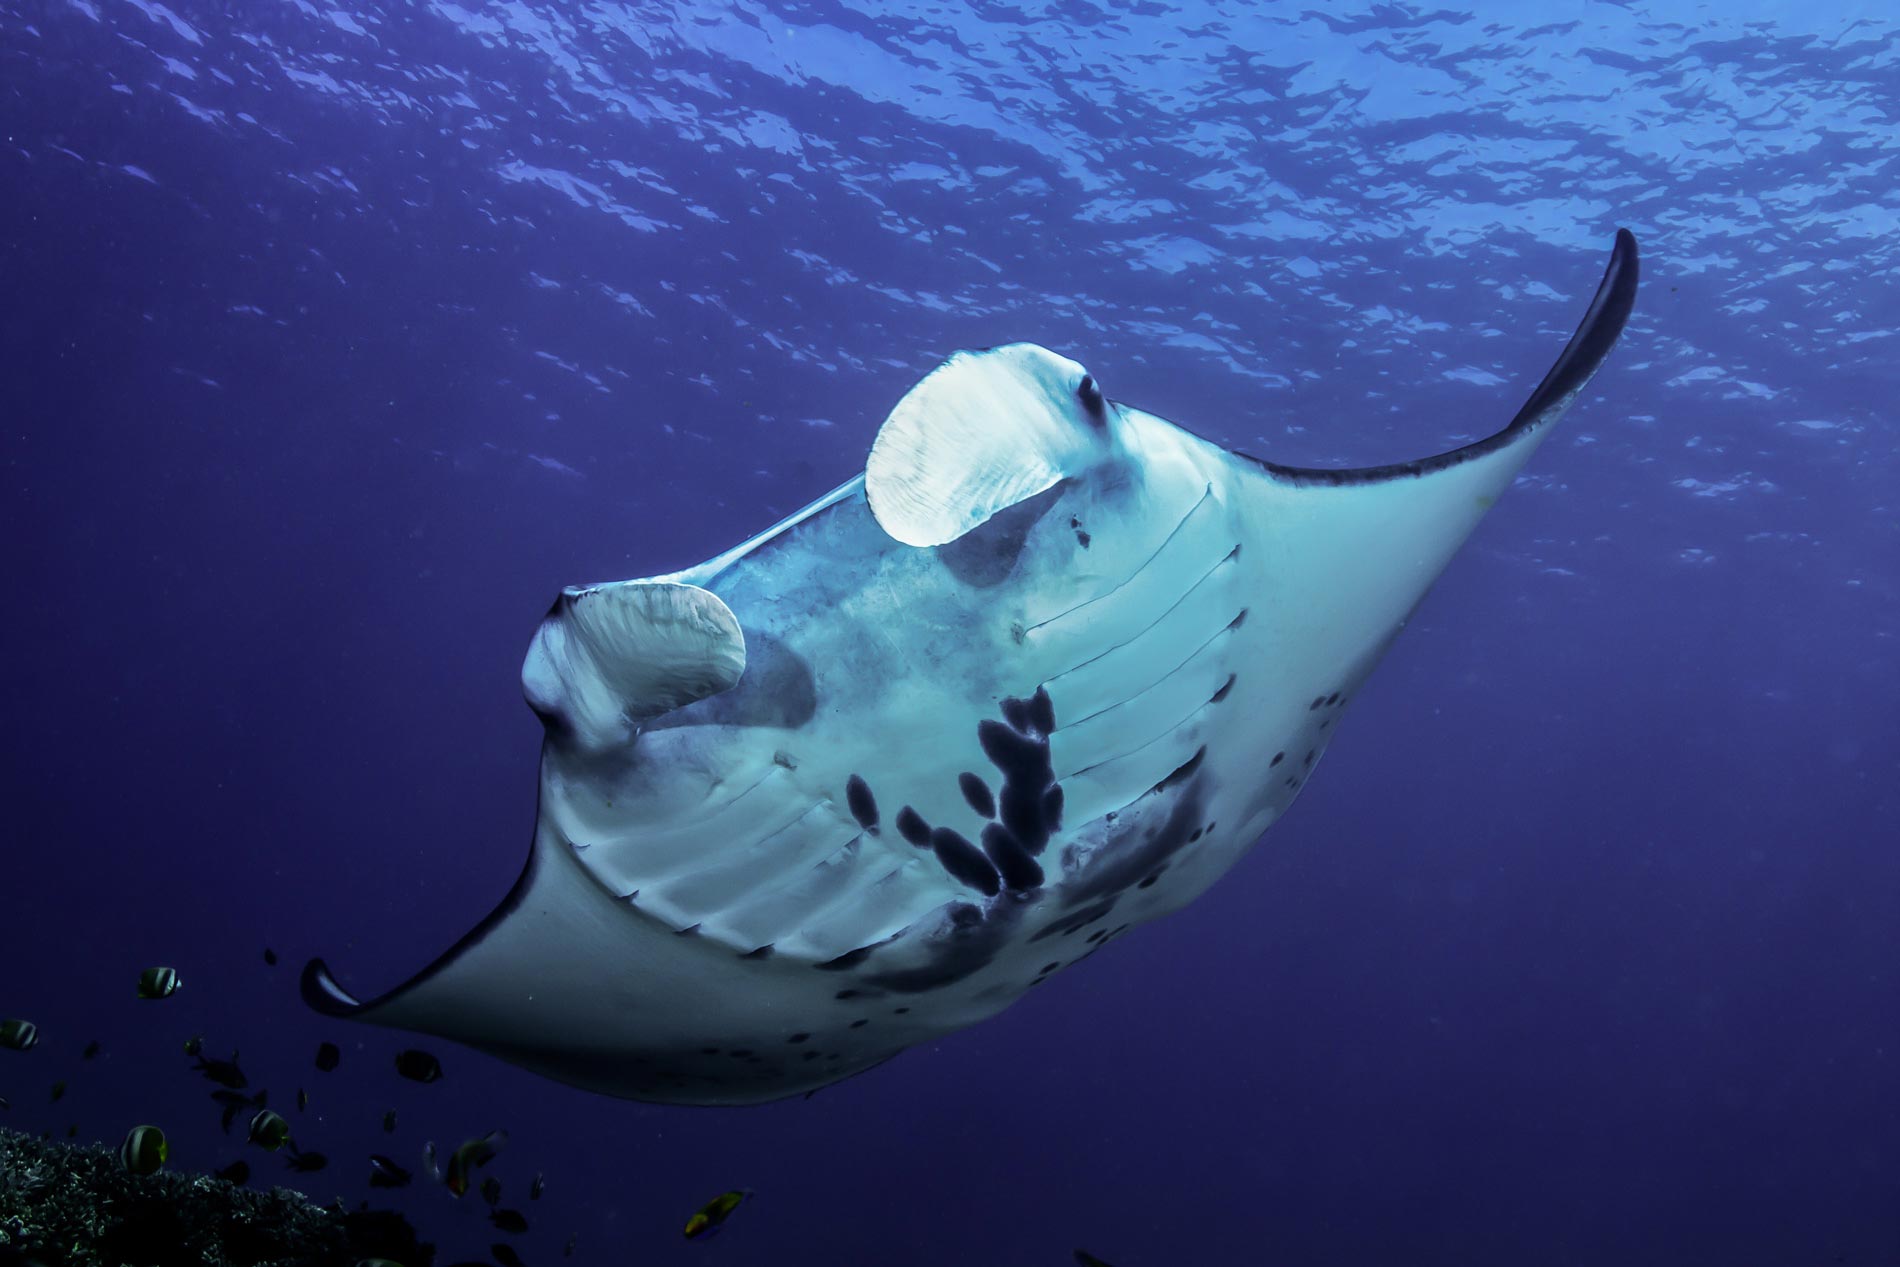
[304,231,1638,1105]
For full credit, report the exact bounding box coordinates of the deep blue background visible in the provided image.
[3,2,1896,1264]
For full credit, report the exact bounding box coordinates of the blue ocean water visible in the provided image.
[3,1,1896,1264]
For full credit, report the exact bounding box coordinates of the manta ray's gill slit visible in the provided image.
[711,834,879,947]
[1056,603,1245,733]
[652,802,855,918]
[778,862,918,960]
[571,761,794,888]
[1021,484,1216,637]
[1040,539,1242,693]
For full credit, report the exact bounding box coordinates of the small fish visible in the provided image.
[1074,1253,1117,1267]
[82,1039,101,1060]
[529,1172,545,1201]
[137,967,182,1000]
[421,1141,442,1184]
[368,1154,413,1188]
[49,1080,66,1103]
[263,947,278,966]
[248,1108,292,1151]
[297,1087,309,1112]
[194,1050,248,1089]
[0,1018,39,1051]
[683,1189,752,1240]
[393,1049,442,1083]
[285,1147,328,1173]
[490,1208,529,1235]
[211,1088,266,1135]
[382,1109,398,1134]
[216,1159,251,1184]
[183,1034,204,1057]
[315,1041,341,1072]
[442,1130,506,1197]
[480,1175,501,1206]
[118,1124,168,1175]
[490,1246,525,1267]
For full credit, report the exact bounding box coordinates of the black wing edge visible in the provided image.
[1249,228,1640,487]
[300,835,544,1020]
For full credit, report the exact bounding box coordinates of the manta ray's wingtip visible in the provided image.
[300,957,366,1017]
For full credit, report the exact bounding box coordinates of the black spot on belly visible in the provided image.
[981,823,1044,891]
[834,989,860,1000]
[849,1019,868,1029]
[787,1033,810,1044]
[741,944,774,959]
[895,806,931,847]
[845,775,879,830]
[1270,751,1284,767]
[958,772,996,818]
[1210,674,1236,703]
[1040,785,1064,833]
[932,827,1001,896]
[1309,696,1325,710]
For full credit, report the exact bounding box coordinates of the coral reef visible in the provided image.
[0,1128,430,1267]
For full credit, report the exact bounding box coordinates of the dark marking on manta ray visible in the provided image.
[787,1032,811,1044]
[816,946,877,971]
[1039,961,1060,976]
[1310,696,1325,710]
[1270,751,1285,767]
[936,482,1062,587]
[932,827,1002,896]
[645,629,817,731]
[1070,515,1092,549]
[849,1018,868,1029]
[863,900,1024,994]
[893,1007,911,1014]
[1153,746,1206,795]
[1210,674,1236,703]
[1068,781,1212,905]
[845,775,879,831]
[835,989,860,1000]
[1304,750,1316,766]
[1040,785,1063,833]
[980,689,1061,857]
[981,823,1044,891]
[1328,692,1342,705]
[1032,897,1118,942]
[675,924,701,937]
[959,772,996,818]
[742,944,774,959]
[895,806,931,847]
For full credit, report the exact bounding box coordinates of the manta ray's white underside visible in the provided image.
[305,231,1639,1105]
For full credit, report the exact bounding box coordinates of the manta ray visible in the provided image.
[305,231,1639,1105]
